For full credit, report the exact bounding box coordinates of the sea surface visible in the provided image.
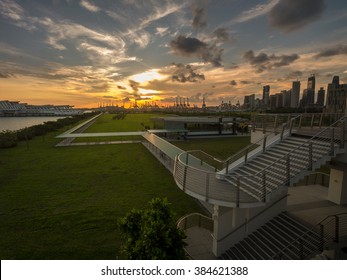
[0,116,65,132]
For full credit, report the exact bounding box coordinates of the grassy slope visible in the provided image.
[174,136,251,160]
[73,113,164,142]
[0,126,202,260]
[84,113,164,133]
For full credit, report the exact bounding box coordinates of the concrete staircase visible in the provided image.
[225,133,345,203]
[220,212,321,260]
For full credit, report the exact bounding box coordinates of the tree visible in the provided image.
[118,197,187,260]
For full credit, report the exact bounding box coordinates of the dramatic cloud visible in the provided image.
[0,0,36,30]
[230,80,237,86]
[127,30,151,48]
[169,35,223,67]
[315,44,347,58]
[212,28,230,43]
[286,71,303,79]
[155,27,169,37]
[188,92,215,103]
[129,80,140,93]
[117,85,127,90]
[171,63,205,83]
[268,0,326,32]
[79,0,100,13]
[103,95,117,99]
[86,82,109,93]
[243,50,299,72]
[0,72,14,78]
[192,6,207,29]
[233,0,280,23]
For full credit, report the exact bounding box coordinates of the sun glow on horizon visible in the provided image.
[130,69,167,84]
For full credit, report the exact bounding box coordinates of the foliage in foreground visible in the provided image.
[118,198,187,260]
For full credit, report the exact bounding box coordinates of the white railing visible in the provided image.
[177,213,213,232]
[252,113,345,134]
[174,117,346,207]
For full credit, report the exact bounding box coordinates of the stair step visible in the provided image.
[244,237,269,259]
[234,242,255,260]
[222,213,323,260]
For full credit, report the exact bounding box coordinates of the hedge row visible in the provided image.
[0,112,98,149]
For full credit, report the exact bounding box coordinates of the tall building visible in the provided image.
[282,90,291,108]
[332,75,339,87]
[300,89,308,108]
[244,94,255,109]
[306,74,315,106]
[316,87,325,107]
[326,76,347,113]
[262,85,270,107]
[291,81,300,108]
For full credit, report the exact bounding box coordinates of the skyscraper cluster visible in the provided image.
[243,74,347,113]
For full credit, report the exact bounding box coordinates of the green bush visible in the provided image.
[0,130,18,148]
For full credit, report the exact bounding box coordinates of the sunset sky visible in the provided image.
[0,0,347,108]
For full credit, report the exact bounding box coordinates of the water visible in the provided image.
[0,116,66,132]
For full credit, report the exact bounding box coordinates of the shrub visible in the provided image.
[0,130,18,148]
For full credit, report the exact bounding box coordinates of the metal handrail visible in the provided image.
[177,115,302,174]
[273,212,347,259]
[177,212,213,232]
[174,116,346,207]
[217,194,288,243]
[248,116,345,177]
[222,132,271,169]
[223,115,302,173]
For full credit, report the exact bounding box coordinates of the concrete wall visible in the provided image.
[212,191,288,257]
[328,168,347,205]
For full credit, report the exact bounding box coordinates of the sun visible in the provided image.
[130,69,166,84]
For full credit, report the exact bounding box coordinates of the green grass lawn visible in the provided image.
[83,113,164,133]
[0,126,203,260]
[72,113,164,143]
[173,136,251,160]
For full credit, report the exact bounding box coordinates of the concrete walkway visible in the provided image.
[287,184,347,225]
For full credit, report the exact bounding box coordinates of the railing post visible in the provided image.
[308,142,313,171]
[340,120,345,149]
[185,152,189,165]
[330,128,335,156]
[263,136,267,153]
[299,115,302,129]
[236,177,240,207]
[244,148,248,163]
[280,124,285,141]
[274,115,278,134]
[183,165,188,191]
[289,118,294,136]
[319,113,324,128]
[299,239,304,259]
[173,155,177,177]
[319,224,324,251]
[225,160,229,175]
[310,114,315,127]
[335,215,340,243]
[205,173,210,202]
[262,171,266,203]
[286,155,290,186]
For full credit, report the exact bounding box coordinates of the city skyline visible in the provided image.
[0,0,347,108]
